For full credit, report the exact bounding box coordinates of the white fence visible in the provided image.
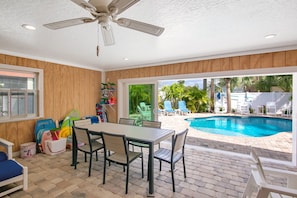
[215,92,292,114]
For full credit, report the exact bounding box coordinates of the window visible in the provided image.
[0,64,43,122]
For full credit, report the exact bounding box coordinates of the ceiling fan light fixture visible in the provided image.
[265,34,276,39]
[101,25,115,46]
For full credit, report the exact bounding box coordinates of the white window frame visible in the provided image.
[0,64,44,122]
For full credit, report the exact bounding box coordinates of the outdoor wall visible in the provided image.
[0,54,101,151]
[105,50,297,122]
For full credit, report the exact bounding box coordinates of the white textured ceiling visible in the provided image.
[1,0,297,71]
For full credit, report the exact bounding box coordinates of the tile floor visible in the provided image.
[3,144,251,198]
[3,142,296,198]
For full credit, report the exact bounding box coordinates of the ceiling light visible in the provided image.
[123,58,129,61]
[265,34,276,39]
[22,24,36,30]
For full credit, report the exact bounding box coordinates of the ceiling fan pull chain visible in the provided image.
[97,24,100,57]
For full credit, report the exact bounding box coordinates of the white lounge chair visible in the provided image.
[266,101,277,115]
[237,101,249,114]
[242,149,297,198]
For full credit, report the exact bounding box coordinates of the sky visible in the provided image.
[158,79,204,89]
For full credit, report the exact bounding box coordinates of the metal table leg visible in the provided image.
[147,142,154,196]
[71,131,78,166]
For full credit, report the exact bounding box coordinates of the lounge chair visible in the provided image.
[163,101,175,116]
[0,138,28,197]
[177,101,190,115]
[237,101,249,114]
[266,101,277,115]
[242,149,297,197]
[139,102,150,111]
[137,105,151,120]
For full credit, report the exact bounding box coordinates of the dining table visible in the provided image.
[71,122,175,196]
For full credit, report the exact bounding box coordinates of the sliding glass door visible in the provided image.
[120,81,158,126]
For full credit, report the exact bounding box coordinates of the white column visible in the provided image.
[292,73,297,166]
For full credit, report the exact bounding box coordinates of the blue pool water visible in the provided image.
[186,116,292,137]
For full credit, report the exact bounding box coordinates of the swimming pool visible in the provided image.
[186,116,292,137]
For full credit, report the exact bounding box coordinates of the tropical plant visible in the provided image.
[184,86,210,112]
[254,75,292,92]
[129,85,152,114]
[160,80,186,108]
[159,82,210,113]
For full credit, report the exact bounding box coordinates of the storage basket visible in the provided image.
[44,138,67,155]
[20,142,36,158]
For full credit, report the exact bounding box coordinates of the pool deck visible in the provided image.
[159,113,293,161]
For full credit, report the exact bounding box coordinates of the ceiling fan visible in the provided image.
[44,0,165,47]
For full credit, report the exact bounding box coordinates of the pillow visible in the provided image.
[0,151,7,161]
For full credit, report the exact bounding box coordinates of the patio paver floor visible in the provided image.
[3,114,295,197]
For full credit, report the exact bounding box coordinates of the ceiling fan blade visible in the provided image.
[71,0,97,12]
[117,18,165,36]
[101,24,115,46]
[43,17,94,30]
[108,0,140,14]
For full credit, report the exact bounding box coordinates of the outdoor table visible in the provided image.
[71,122,174,196]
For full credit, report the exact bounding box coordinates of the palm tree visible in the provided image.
[225,78,232,113]
[210,79,215,112]
[218,78,239,113]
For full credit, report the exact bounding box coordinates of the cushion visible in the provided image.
[0,160,23,181]
[85,116,99,124]
[0,151,7,162]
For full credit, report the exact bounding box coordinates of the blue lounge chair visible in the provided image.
[178,101,190,115]
[164,101,175,116]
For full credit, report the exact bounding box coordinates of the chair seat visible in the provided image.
[108,151,142,164]
[154,148,182,164]
[0,160,23,181]
[78,141,103,153]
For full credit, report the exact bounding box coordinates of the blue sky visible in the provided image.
[158,79,204,89]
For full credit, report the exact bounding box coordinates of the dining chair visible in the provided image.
[101,132,144,194]
[130,120,162,150]
[153,128,188,192]
[242,148,297,198]
[73,119,101,141]
[72,126,104,176]
[129,120,162,180]
[119,118,135,125]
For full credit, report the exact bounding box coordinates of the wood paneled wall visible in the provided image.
[1,50,297,150]
[105,50,297,122]
[0,54,101,151]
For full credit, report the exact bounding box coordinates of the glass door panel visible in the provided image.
[128,84,155,126]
